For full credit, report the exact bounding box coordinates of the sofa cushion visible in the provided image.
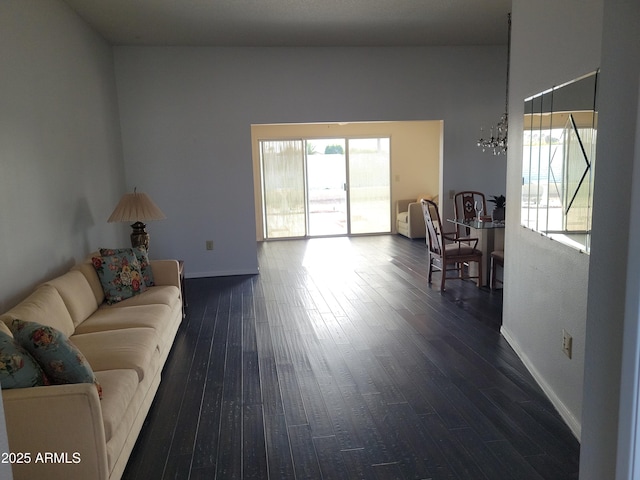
[9,319,102,398]
[71,328,159,382]
[72,261,106,305]
[92,249,146,304]
[101,285,180,310]
[74,304,171,337]
[0,330,48,389]
[397,212,409,223]
[0,285,75,338]
[100,247,155,287]
[94,369,139,442]
[44,270,99,327]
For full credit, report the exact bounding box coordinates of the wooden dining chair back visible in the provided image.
[454,191,487,222]
[421,199,483,291]
[453,191,487,238]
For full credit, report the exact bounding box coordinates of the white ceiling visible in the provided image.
[62,0,511,47]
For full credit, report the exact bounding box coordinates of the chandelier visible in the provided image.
[477,13,511,156]
[477,113,508,155]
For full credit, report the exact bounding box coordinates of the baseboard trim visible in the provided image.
[500,325,582,441]
[186,268,260,279]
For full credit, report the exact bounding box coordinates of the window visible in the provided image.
[522,71,599,253]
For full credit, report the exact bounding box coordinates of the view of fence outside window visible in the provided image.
[522,70,599,253]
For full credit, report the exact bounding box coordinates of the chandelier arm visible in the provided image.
[477,12,511,156]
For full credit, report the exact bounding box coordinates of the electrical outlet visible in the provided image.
[206,240,214,250]
[562,329,573,359]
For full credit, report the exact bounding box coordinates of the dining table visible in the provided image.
[447,218,505,287]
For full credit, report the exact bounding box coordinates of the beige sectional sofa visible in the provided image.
[0,255,183,480]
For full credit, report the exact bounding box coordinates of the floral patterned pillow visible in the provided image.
[92,248,146,304]
[100,246,155,287]
[10,319,102,399]
[0,330,48,389]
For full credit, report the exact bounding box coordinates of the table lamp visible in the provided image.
[108,188,166,250]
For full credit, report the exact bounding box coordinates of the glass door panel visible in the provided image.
[306,139,347,236]
[261,140,306,238]
[348,138,391,234]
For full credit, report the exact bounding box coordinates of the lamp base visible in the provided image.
[130,221,150,251]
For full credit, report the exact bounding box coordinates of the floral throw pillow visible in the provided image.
[101,246,155,287]
[10,319,102,399]
[92,248,146,304]
[0,330,48,389]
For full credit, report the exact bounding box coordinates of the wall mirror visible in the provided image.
[522,70,599,253]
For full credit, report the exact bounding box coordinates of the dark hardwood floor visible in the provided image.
[122,235,580,480]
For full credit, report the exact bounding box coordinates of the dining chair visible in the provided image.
[421,199,483,291]
[454,191,487,222]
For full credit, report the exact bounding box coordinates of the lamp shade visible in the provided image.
[108,190,166,223]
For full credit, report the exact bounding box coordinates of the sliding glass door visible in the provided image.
[348,138,391,234]
[260,137,390,239]
[306,139,348,236]
[261,140,306,239]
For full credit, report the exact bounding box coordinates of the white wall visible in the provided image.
[615,75,640,480]
[504,4,640,479]
[0,0,127,312]
[502,0,603,438]
[113,46,507,277]
[582,1,640,478]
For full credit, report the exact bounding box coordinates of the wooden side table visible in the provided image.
[178,260,187,318]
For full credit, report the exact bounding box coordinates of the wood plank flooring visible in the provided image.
[122,235,580,479]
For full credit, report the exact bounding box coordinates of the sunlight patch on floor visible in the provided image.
[301,237,357,272]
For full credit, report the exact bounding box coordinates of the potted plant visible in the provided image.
[489,195,506,222]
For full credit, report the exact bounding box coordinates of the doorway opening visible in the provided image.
[251,120,443,242]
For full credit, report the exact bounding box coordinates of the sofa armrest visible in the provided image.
[150,260,180,289]
[2,383,108,480]
[396,199,412,215]
[407,202,427,238]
